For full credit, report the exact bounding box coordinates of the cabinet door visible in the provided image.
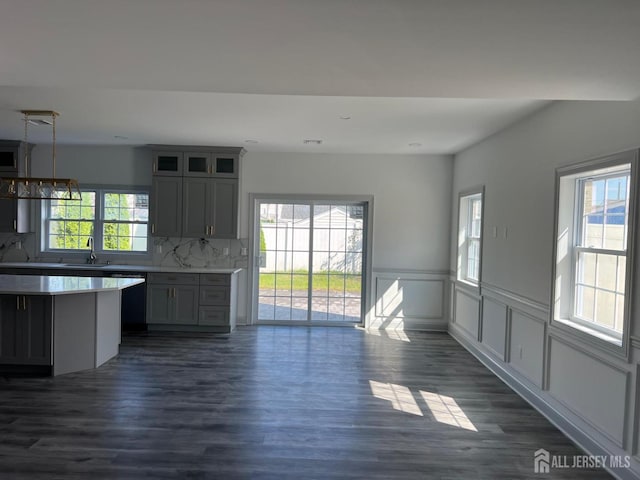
[174,285,199,325]
[211,179,238,239]
[153,151,183,176]
[182,177,210,237]
[0,147,18,172]
[0,199,17,233]
[0,296,51,365]
[183,152,212,177]
[22,296,52,365]
[151,176,183,237]
[212,154,238,178]
[146,285,173,324]
[0,296,20,362]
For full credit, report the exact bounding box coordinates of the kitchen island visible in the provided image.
[0,274,145,376]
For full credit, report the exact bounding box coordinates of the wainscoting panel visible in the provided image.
[481,296,508,360]
[508,309,545,388]
[450,279,640,480]
[454,286,480,340]
[369,270,448,330]
[548,336,628,447]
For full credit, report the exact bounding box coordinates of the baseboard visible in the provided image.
[449,324,640,480]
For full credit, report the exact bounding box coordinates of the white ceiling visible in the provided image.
[0,0,638,154]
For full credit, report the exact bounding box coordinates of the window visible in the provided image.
[457,189,483,285]
[553,151,637,346]
[43,187,149,255]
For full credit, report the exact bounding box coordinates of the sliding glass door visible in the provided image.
[255,200,366,325]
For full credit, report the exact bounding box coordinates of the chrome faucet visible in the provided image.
[86,236,97,264]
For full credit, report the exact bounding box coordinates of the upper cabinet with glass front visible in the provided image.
[183,150,239,178]
[153,151,184,176]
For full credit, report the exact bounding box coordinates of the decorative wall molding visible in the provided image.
[450,325,640,480]
[480,281,550,316]
[449,275,640,480]
[368,269,448,331]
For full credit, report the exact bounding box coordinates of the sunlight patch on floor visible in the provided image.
[365,329,411,342]
[421,391,478,431]
[369,380,423,416]
[369,380,478,431]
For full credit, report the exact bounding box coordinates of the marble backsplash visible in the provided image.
[0,232,249,269]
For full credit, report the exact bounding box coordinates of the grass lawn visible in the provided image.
[260,270,361,294]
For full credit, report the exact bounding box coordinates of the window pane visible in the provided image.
[595,290,615,329]
[104,193,149,222]
[595,254,617,291]
[615,295,625,333]
[103,222,147,252]
[577,251,596,286]
[48,220,94,250]
[617,258,626,293]
[576,285,595,321]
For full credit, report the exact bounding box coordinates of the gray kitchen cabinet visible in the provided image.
[150,145,242,239]
[146,284,173,324]
[0,295,52,365]
[174,285,199,324]
[151,176,183,237]
[146,283,199,325]
[152,151,183,176]
[183,151,239,178]
[183,152,212,177]
[147,271,237,332]
[146,273,199,325]
[210,179,238,238]
[182,177,209,237]
[182,177,238,239]
[0,141,32,233]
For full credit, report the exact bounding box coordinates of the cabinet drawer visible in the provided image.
[147,272,199,285]
[199,286,230,305]
[200,273,230,286]
[199,306,229,326]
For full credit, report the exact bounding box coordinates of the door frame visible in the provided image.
[247,193,374,326]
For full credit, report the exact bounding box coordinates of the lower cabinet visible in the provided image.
[0,295,52,365]
[147,284,199,325]
[146,272,237,332]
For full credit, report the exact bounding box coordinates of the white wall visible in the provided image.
[241,152,452,271]
[449,99,640,480]
[30,145,152,186]
[451,100,640,304]
[241,152,453,326]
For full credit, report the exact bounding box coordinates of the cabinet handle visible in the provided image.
[173,288,177,298]
[151,224,156,234]
[211,226,215,235]
[208,164,212,174]
[22,296,26,310]
[13,219,17,231]
[153,162,157,173]
[16,296,20,310]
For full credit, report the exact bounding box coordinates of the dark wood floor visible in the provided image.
[0,327,610,479]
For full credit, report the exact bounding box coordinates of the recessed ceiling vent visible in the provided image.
[303,139,323,145]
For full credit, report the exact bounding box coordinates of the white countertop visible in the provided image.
[0,274,145,295]
[0,262,242,275]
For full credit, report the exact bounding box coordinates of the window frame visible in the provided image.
[38,184,151,261]
[456,187,484,288]
[551,150,638,356]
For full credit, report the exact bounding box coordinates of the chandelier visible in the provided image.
[0,110,81,200]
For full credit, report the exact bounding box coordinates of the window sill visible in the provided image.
[554,317,622,347]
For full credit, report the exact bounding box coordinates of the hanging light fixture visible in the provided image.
[0,110,81,200]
